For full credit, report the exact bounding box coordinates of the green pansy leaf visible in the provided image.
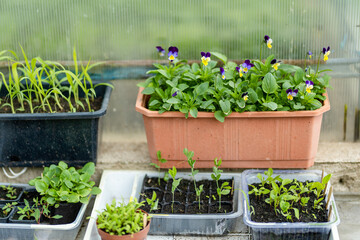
[166,98,181,104]
[262,102,278,110]
[141,87,155,95]
[309,99,322,109]
[262,73,278,94]
[189,107,198,118]
[210,52,227,64]
[158,69,171,79]
[219,100,231,115]
[149,100,160,107]
[248,88,258,103]
[236,99,246,108]
[35,181,48,193]
[195,82,209,96]
[294,68,305,85]
[214,111,225,123]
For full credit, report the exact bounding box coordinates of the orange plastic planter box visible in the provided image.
[135,88,330,169]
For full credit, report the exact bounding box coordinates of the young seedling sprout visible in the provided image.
[211,158,231,210]
[2,202,17,216]
[150,150,168,186]
[168,166,182,213]
[1,185,17,200]
[184,148,204,210]
[145,191,159,212]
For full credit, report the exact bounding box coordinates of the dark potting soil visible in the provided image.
[0,211,9,218]
[49,202,82,225]
[186,203,208,214]
[139,176,234,214]
[140,203,162,214]
[209,203,233,214]
[0,97,103,114]
[19,190,42,203]
[143,177,167,190]
[210,190,233,202]
[162,203,185,214]
[249,183,328,223]
[0,186,22,201]
[164,191,187,203]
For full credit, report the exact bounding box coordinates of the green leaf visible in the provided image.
[195,82,209,95]
[210,52,227,64]
[58,161,68,170]
[79,188,91,197]
[236,99,245,108]
[35,181,48,193]
[214,111,225,122]
[189,107,198,118]
[309,99,322,109]
[294,68,305,85]
[166,98,181,104]
[67,194,80,203]
[141,87,155,95]
[262,102,277,110]
[158,69,171,79]
[265,54,275,66]
[149,99,160,107]
[248,88,258,103]
[219,100,231,114]
[200,100,214,109]
[278,64,301,73]
[64,180,74,189]
[322,174,332,185]
[294,208,300,220]
[262,73,278,94]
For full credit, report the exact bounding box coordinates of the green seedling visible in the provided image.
[195,184,204,210]
[150,150,168,185]
[2,202,17,217]
[0,185,17,200]
[145,191,159,212]
[95,199,150,236]
[211,158,231,210]
[168,166,182,213]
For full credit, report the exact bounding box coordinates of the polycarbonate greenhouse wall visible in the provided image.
[0,0,359,142]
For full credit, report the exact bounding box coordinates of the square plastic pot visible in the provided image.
[135,88,330,169]
[0,83,112,167]
[0,183,87,240]
[241,169,340,240]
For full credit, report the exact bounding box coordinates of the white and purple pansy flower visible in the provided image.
[264,35,273,49]
[168,46,178,62]
[242,92,249,101]
[305,80,314,93]
[270,59,281,70]
[201,52,211,66]
[242,60,254,74]
[156,46,165,56]
[286,89,298,100]
[322,46,331,61]
[220,67,226,80]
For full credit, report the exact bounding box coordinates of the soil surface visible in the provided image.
[19,190,42,203]
[0,211,9,218]
[0,97,103,114]
[249,182,328,223]
[139,176,234,214]
[0,186,22,201]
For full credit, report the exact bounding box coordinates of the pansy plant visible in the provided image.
[139,37,331,122]
[156,46,165,57]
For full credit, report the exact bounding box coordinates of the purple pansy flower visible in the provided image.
[286,89,298,100]
[220,67,226,80]
[264,35,273,49]
[201,52,211,66]
[168,46,178,62]
[236,66,244,77]
[241,92,249,101]
[322,46,331,61]
[305,80,314,93]
[156,46,165,56]
[241,60,254,74]
[172,91,178,97]
[270,59,281,70]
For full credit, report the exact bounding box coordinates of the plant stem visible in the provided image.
[315,53,321,77]
[171,193,174,213]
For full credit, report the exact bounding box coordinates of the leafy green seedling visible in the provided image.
[96,199,150,236]
[168,166,182,213]
[150,150,168,186]
[145,191,159,212]
[2,202,17,216]
[1,185,17,200]
[211,158,231,210]
[195,184,204,210]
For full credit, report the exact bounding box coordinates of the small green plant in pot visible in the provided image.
[96,199,151,240]
[29,161,101,224]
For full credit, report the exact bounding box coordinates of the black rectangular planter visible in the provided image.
[0,83,112,167]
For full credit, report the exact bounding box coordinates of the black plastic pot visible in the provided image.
[8,206,40,224]
[49,202,82,225]
[0,83,112,167]
[0,204,15,223]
